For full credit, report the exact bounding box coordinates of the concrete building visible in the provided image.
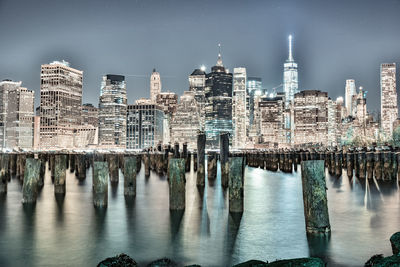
[170,91,201,150]
[126,103,164,149]
[283,35,298,108]
[39,61,83,149]
[189,68,206,131]
[150,69,161,102]
[293,90,329,146]
[327,99,340,147]
[345,79,356,117]
[258,95,286,148]
[0,80,34,150]
[82,103,99,127]
[380,63,398,138]
[205,45,233,148]
[156,92,178,115]
[98,74,127,148]
[232,67,247,149]
[247,77,263,128]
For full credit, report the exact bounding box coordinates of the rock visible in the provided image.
[365,254,400,266]
[97,253,137,267]
[266,257,325,267]
[390,232,400,255]
[232,259,268,267]
[147,257,178,267]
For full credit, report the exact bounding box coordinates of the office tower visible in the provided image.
[232,67,247,148]
[98,74,127,148]
[0,80,34,149]
[380,63,398,137]
[204,45,233,148]
[247,77,262,127]
[293,90,329,146]
[345,79,356,117]
[156,92,178,115]
[170,91,201,149]
[283,35,298,108]
[327,99,339,147]
[150,68,162,102]
[258,95,285,148]
[126,103,164,149]
[356,87,367,124]
[189,68,206,130]
[40,60,83,149]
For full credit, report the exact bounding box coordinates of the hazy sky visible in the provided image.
[0,0,400,111]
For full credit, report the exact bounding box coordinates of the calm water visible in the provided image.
[0,159,398,267]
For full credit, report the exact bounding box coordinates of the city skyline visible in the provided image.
[1,0,400,112]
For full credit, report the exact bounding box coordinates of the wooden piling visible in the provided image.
[197,132,206,187]
[22,158,41,204]
[168,158,185,210]
[92,161,109,208]
[366,151,374,179]
[124,156,137,197]
[220,132,229,187]
[229,156,245,213]
[207,152,217,180]
[374,150,382,180]
[301,160,331,234]
[358,151,366,180]
[54,154,67,194]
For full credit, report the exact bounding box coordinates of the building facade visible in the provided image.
[170,91,201,149]
[98,74,127,148]
[39,61,83,149]
[345,79,356,117]
[189,68,206,130]
[150,69,161,102]
[380,63,397,138]
[232,67,247,149]
[126,103,164,149]
[156,92,178,115]
[0,80,34,149]
[283,35,298,108]
[293,90,329,146]
[204,48,233,148]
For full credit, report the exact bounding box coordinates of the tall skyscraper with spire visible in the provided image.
[205,44,233,148]
[150,68,161,102]
[283,35,298,107]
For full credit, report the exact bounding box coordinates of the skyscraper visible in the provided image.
[258,95,285,148]
[205,45,233,148]
[232,67,247,149]
[189,68,206,130]
[98,74,127,148]
[283,35,298,108]
[380,63,398,137]
[247,77,262,128]
[40,61,82,149]
[345,79,356,117]
[150,69,161,102]
[0,80,34,149]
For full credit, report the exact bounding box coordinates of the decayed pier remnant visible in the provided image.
[358,150,366,180]
[207,152,217,180]
[168,158,185,210]
[22,158,41,204]
[366,150,374,179]
[124,156,137,197]
[346,150,354,178]
[144,151,150,177]
[229,156,245,213]
[220,132,229,187]
[182,143,190,172]
[383,150,393,181]
[107,154,119,183]
[0,154,9,193]
[174,142,180,158]
[301,160,331,234]
[374,149,383,180]
[93,161,109,208]
[54,154,67,194]
[197,132,206,187]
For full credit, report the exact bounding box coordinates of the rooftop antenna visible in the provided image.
[217,43,223,66]
[288,35,293,61]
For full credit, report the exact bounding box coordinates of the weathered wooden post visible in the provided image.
[182,142,190,172]
[93,161,109,208]
[174,142,180,158]
[49,153,55,181]
[168,158,185,210]
[366,150,374,179]
[0,154,8,193]
[124,156,137,197]
[38,153,46,188]
[279,151,284,171]
[69,153,75,173]
[207,152,217,180]
[9,153,16,176]
[229,156,245,213]
[383,150,393,181]
[136,154,142,173]
[346,151,354,178]
[392,151,397,180]
[301,160,331,234]
[271,151,279,172]
[197,132,206,187]
[354,150,360,178]
[374,150,382,180]
[163,149,169,174]
[107,154,119,183]
[144,152,150,177]
[54,154,67,195]
[193,152,198,171]
[220,132,229,187]
[155,152,164,175]
[293,151,298,172]
[358,151,366,180]
[22,158,41,204]
[329,151,335,175]
[335,151,342,177]
[397,152,400,181]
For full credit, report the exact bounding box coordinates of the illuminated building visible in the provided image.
[232,67,247,148]
[380,63,397,138]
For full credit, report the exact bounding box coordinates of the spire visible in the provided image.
[288,35,294,61]
[152,68,156,73]
[216,43,223,67]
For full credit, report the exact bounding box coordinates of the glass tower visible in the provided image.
[283,35,298,108]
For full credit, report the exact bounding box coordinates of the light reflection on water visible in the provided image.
[0,160,398,267]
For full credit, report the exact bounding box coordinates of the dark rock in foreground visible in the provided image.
[390,232,400,255]
[365,254,400,266]
[266,257,325,266]
[232,259,268,266]
[97,253,137,267]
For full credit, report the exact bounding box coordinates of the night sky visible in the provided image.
[0,0,400,112]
